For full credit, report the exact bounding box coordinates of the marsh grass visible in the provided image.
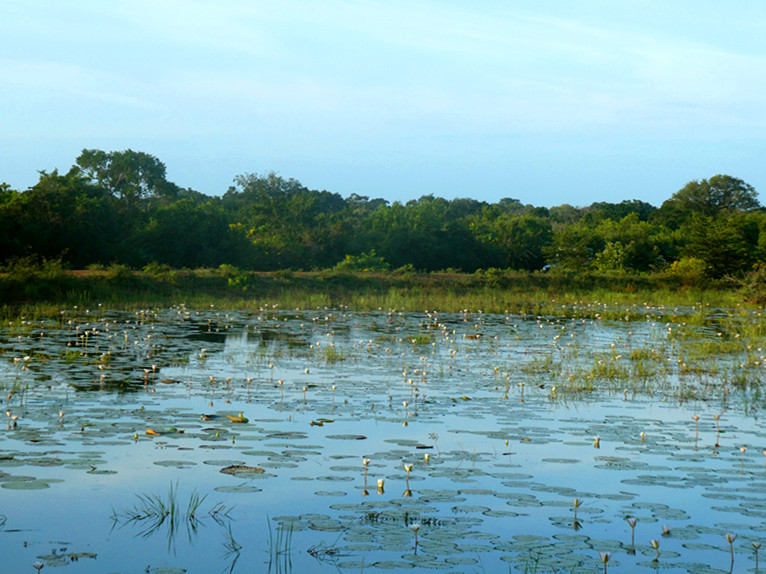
[111,482,233,552]
[0,268,750,319]
[222,523,243,574]
[321,345,345,364]
[266,518,294,574]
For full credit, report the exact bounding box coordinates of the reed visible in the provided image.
[0,268,749,319]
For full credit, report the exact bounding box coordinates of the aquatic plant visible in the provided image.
[626,517,637,547]
[112,483,232,551]
[266,518,293,573]
[572,498,583,530]
[714,413,723,447]
[404,463,413,489]
[726,533,737,572]
[409,522,421,554]
[692,414,700,443]
[650,538,660,561]
[222,523,242,574]
[599,551,610,573]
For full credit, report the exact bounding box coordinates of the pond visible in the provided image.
[1,304,765,573]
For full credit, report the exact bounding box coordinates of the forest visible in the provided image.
[1,149,764,281]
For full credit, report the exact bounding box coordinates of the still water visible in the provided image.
[1,305,764,573]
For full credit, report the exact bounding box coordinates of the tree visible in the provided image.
[681,214,753,277]
[491,213,553,271]
[75,149,178,205]
[0,184,26,262]
[17,170,121,266]
[544,221,605,271]
[595,214,672,271]
[662,175,760,219]
[586,200,656,222]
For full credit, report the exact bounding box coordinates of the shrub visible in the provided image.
[106,263,134,281]
[333,250,390,273]
[742,263,766,305]
[2,255,66,281]
[667,257,707,285]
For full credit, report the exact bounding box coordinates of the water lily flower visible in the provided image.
[727,533,737,567]
[650,538,660,561]
[599,552,610,573]
[626,517,637,546]
[410,522,421,552]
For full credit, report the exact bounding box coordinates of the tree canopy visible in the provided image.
[1,153,763,280]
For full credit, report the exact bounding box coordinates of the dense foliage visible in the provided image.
[2,149,764,279]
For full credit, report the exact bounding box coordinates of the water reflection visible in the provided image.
[2,306,766,572]
[110,481,236,567]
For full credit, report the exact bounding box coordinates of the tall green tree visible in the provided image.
[681,214,754,277]
[75,149,179,206]
[0,183,27,262]
[17,170,121,266]
[657,175,760,226]
[489,213,553,270]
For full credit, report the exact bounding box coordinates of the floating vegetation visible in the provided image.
[2,305,766,572]
[219,465,265,476]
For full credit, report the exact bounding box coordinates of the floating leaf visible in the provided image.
[226,413,249,423]
[220,465,265,476]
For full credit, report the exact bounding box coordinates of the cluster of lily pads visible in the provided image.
[0,303,765,572]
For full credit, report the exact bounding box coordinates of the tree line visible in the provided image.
[1,149,763,279]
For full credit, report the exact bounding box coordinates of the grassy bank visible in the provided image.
[0,265,755,318]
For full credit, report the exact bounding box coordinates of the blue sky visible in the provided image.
[2,1,765,207]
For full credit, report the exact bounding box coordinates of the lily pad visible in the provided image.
[220,464,265,476]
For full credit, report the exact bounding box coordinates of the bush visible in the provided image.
[392,264,417,277]
[667,257,707,285]
[742,263,766,305]
[143,262,179,284]
[333,250,390,273]
[2,255,66,281]
[106,263,134,281]
[218,264,250,291]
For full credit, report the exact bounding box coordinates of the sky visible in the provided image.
[2,1,766,207]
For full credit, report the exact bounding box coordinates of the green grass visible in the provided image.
[0,267,752,319]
